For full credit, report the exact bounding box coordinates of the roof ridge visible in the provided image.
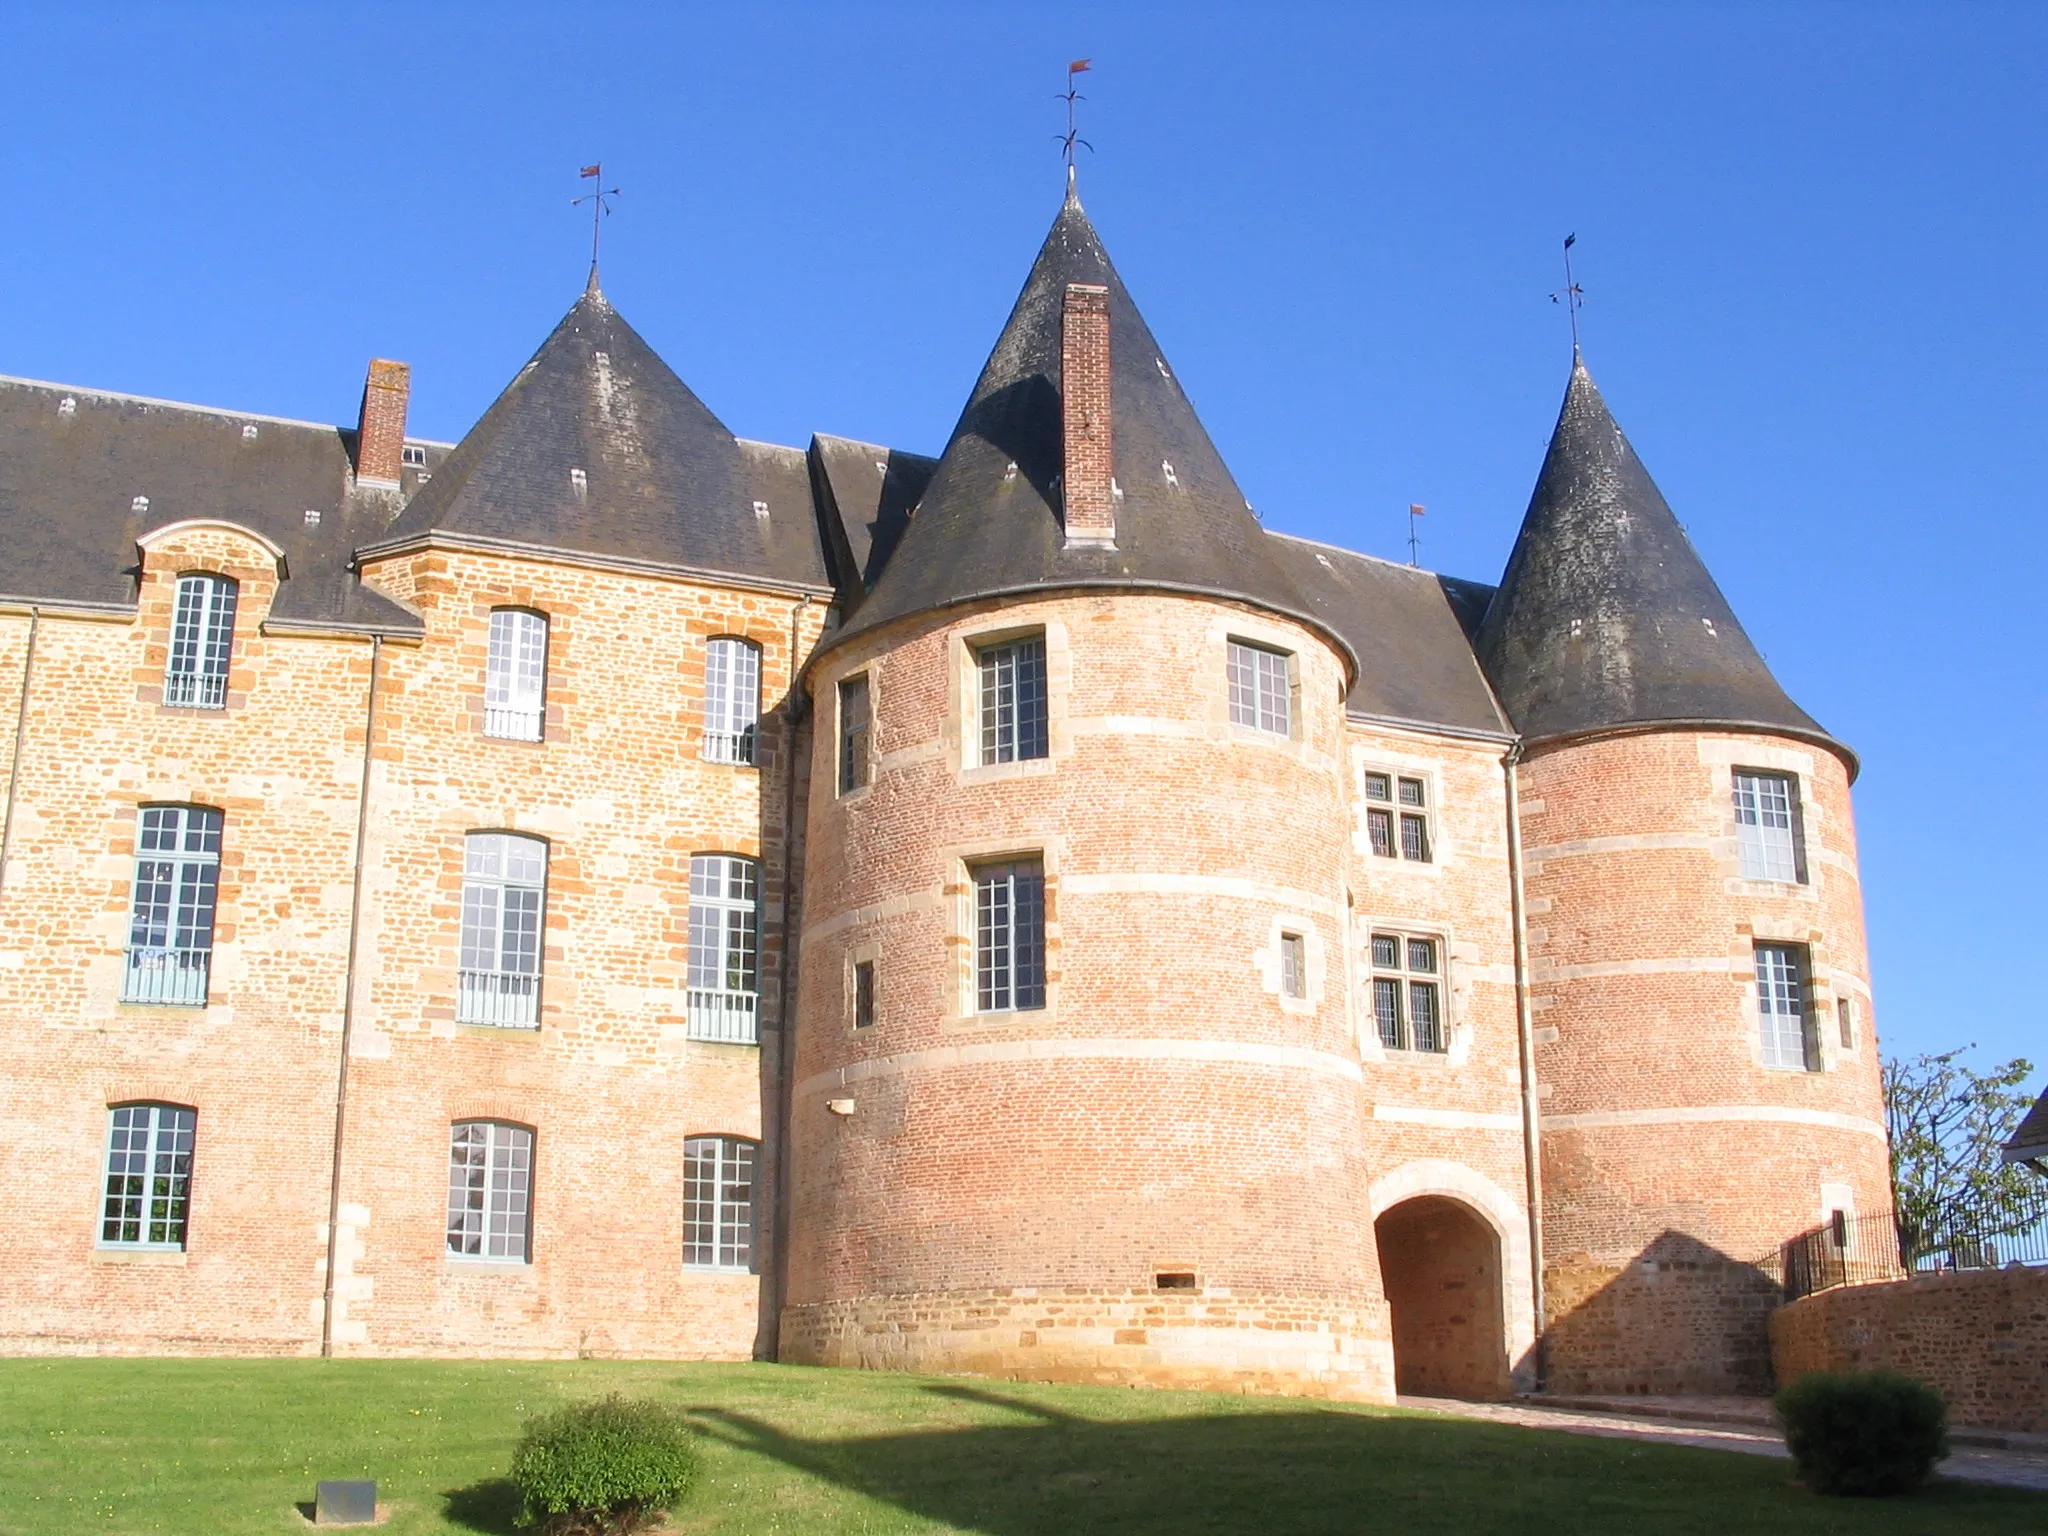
[1266,527,1464,579]
[0,372,353,435]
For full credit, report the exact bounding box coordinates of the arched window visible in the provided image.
[458,832,547,1027]
[446,1121,533,1261]
[123,805,223,1006]
[686,854,759,1042]
[484,608,548,741]
[100,1103,196,1249]
[683,1135,755,1271]
[165,573,238,709]
[702,637,761,765]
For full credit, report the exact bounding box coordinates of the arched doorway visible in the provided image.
[1374,1194,1509,1400]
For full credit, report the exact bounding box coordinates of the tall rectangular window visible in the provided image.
[1756,942,1817,1071]
[1837,993,1857,1049]
[1733,770,1805,883]
[1280,932,1306,1000]
[446,1121,533,1261]
[483,608,548,741]
[683,1135,755,1271]
[703,637,762,766]
[687,854,760,1042]
[975,860,1045,1012]
[977,637,1048,765]
[1364,773,1432,861]
[458,832,546,1027]
[838,675,871,794]
[1371,933,1444,1053]
[1227,639,1291,735]
[124,805,222,1006]
[99,1103,195,1249]
[164,574,237,709]
[853,959,877,1029]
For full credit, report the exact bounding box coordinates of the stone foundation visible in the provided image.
[1544,1250,1784,1396]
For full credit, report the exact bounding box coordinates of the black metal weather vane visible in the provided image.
[1059,59,1094,189]
[573,163,621,288]
[1550,232,1585,353]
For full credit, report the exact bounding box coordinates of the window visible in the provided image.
[838,675,871,794]
[458,833,546,1027]
[684,1135,755,1271]
[1756,942,1818,1071]
[1364,773,1432,861]
[703,637,761,765]
[99,1103,195,1249]
[975,860,1045,1013]
[1227,639,1291,735]
[977,636,1047,765]
[687,855,759,1042]
[1837,994,1857,1049]
[1371,933,1445,1053]
[401,443,428,468]
[446,1121,533,1261]
[1280,932,1306,1000]
[853,959,877,1029]
[164,574,238,709]
[484,609,547,741]
[123,805,222,1006]
[1733,770,1806,883]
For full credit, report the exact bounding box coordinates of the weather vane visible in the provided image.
[1058,59,1094,186]
[1550,232,1585,352]
[1408,503,1426,567]
[573,164,621,286]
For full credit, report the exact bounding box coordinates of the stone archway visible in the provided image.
[1374,1194,1510,1400]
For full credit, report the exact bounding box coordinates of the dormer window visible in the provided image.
[401,444,428,468]
[483,609,548,742]
[703,638,761,766]
[164,574,238,709]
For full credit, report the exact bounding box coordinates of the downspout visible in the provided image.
[1503,739,1547,1391]
[322,634,383,1359]
[766,595,812,1359]
[0,608,40,910]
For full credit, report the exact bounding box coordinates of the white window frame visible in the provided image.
[977,636,1048,765]
[446,1121,534,1261]
[1755,942,1818,1071]
[99,1103,196,1250]
[683,1135,756,1272]
[1733,769,1806,883]
[458,832,547,1028]
[838,674,871,794]
[123,805,222,1006]
[687,854,760,1042]
[1226,638,1292,735]
[164,573,237,709]
[975,859,1046,1013]
[1370,931,1447,1054]
[483,608,548,742]
[1280,932,1307,1000]
[1363,771,1433,862]
[703,637,762,766]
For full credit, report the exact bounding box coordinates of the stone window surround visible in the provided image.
[1349,746,1451,875]
[836,671,873,798]
[1736,917,1851,1074]
[1696,738,1851,900]
[843,937,881,1033]
[941,835,1063,1028]
[1354,917,1474,1067]
[948,617,1072,782]
[134,521,286,716]
[1255,912,1324,1016]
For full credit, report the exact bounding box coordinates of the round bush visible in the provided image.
[511,1394,699,1535]
[1774,1369,1949,1496]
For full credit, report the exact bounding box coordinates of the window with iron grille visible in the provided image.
[687,855,759,1042]
[1733,770,1806,883]
[446,1121,533,1260]
[853,959,877,1029]
[99,1103,195,1249]
[483,608,548,741]
[164,573,237,709]
[703,637,761,765]
[1227,639,1291,735]
[838,675,871,793]
[1371,932,1445,1053]
[124,805,222,1006]
[975,860,1045,1012]
[977,636,1047,765]
[458,833,546,1027]
[683,1135,755,1271]
[1280,932,1306,1000]
[1755,942,1819,1071]
[1364,772,1432,861]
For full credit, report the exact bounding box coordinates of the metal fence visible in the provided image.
[457,970,540,1028]
[1773,1207,2048,1302]
[122,947,211,1006]
[685,988,759,1043]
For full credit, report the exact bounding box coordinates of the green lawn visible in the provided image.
[0,1360,2038,1535]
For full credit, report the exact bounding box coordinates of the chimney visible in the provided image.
[354,358,411,489]
[1061,283,1115,548]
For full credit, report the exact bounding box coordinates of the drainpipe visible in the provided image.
[1503,739,1547,1391]
[0,608,40,911]
[766,595,812,1359]
[322,634,383,1358]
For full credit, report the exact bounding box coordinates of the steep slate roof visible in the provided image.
[2005,1087,2048,1170]
[806,433,938,602]
[1476,355,1843,759]
[368,283,831,593]
[830,188,1352,672]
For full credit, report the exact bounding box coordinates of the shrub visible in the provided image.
[511,1394,699,1535]
[1775,1369,1949,1496]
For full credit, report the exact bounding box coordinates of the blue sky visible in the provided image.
[2,4,2039,1089]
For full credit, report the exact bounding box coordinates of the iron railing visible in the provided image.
[702,729,757,767]
[685,989,758,1043]
[1773,1207,2048,1302]
[458,970,540,1028]
[122,947,211,1006]
[162,671,227,710]
[483,704,543,741]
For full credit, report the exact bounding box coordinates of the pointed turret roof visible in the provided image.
[1476,356,1842,759]
[366,285,830,592]
[831,190,1351,670]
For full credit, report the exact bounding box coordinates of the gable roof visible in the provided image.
[807,433,937,603]
[2006,1087,2048,1169]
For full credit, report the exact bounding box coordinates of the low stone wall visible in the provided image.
[1769,1265,2048,1432]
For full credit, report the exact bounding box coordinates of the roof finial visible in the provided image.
[1407,503,1426,567]
[1059,59,1094,195]
[1550,232,1585,357]
[573,163,620,291]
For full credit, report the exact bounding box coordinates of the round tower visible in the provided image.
[1478,358,1892,1395]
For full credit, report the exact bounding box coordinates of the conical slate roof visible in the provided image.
[370,283,829,591]
[834,189,1351,670]
[1476,356,1840,758]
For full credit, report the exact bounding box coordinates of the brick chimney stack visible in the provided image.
[354,359,412,489]
[1061,283,1115,548]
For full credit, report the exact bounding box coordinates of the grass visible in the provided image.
[0,1360,2039,1535]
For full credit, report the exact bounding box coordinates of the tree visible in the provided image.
[1883,1047,2048,1263]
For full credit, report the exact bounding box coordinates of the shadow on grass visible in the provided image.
[442,1475,522,1535]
